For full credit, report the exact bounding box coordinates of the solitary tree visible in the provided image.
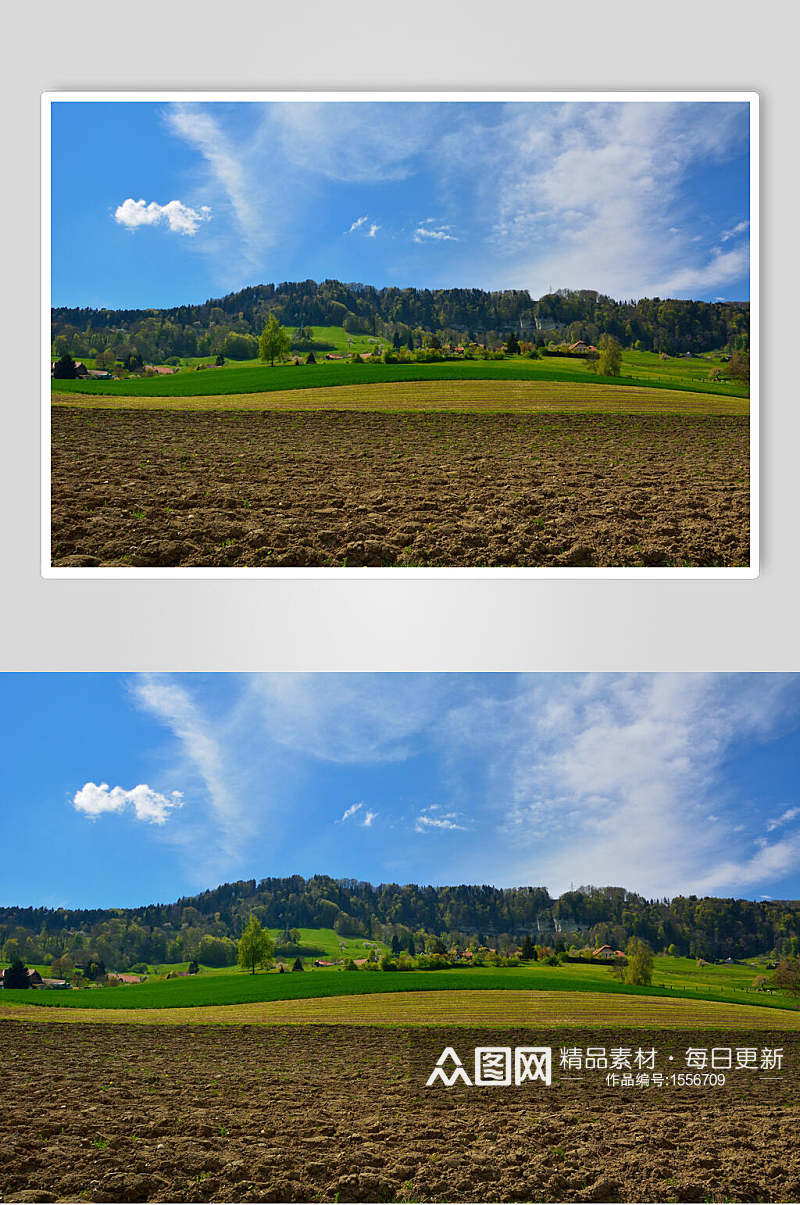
[392,330,402,350]
[597,334,622,376]
[237,914,275,975]
[521,934,535,960]
[623,937,654,986]
[391,933,401,956]
[728,351,750,383]
[774,957,800,995]
[258,315,291,366]
[505,331,521,355]
[291,957,304,972]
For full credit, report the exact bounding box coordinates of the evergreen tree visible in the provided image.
[3,959,30,988]
[52,354,77,380]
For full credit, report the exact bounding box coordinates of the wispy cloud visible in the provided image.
[336,802,378,827]
[163,103,279,271]
[73,781,183,825]
[132,674,250,868]
[347,215,380,237]
[96,673,797,902]
[271,102,439,183]
[415,805,469,833]
[114,198,211,235]
[482,101,749,298]
[721,219,750,242]
[468,674,799,897]
[413,219,457,243]
[767,807,800,832]
[244,674,442,764]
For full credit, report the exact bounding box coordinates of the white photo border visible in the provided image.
[41,90,759,580]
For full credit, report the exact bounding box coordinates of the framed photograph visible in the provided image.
[43,92,757,578]
[2,671,798,1205]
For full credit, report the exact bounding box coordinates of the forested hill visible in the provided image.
[1,877,797,969]
[51,282,750,361]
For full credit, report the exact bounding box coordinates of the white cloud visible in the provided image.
[472,674,799,898]
[73,781,183,825]
[245,674,442,765]
[413,219,457,243]
[271,102,438,183]
[337,801,377,827]
[767,807,800,832]
[482,101,749,298]
[163,103,280,271]
[721,219,750,242]
[347,216,380,238]
[648,246,749,298]
[113,197,211,236]
[415,806,468,833]
[132,674,250,864]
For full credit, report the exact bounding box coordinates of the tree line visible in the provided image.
[51,282,750,364]
[1,878,796,973]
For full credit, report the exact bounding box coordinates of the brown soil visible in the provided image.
[1,1022,796,1203]
[50,409,749,568]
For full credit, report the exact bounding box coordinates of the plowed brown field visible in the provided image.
[51,408,749,568]
[1,1022,796,1203]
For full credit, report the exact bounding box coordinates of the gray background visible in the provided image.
[2,0,794,671]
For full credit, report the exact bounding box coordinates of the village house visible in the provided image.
[593,945,627,961]
[569,341,598,355]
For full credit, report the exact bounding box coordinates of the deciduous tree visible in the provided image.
[237,914,274,975]
[258,315,291,366]
[623,937,654,986]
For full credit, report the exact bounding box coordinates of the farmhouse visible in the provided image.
[0,967,46,987]
[593,945,626,960]
[569,341,598,354]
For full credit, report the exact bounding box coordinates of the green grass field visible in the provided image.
[52,352,748,401]
[2,955,795,1013]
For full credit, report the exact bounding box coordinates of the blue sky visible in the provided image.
[51,99,750,309]
[1,674,798,911]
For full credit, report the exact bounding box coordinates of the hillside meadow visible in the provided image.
[3,956,797,1014]
[51,349,748,401]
